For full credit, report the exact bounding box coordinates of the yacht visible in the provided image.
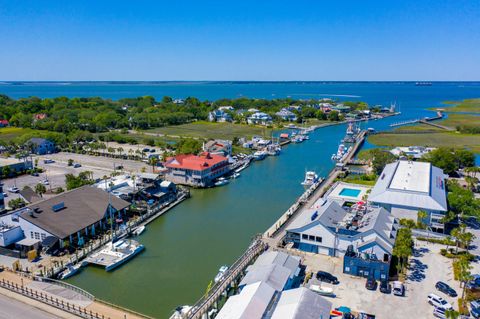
[301,171,319,186]
[84,239,145,271]
[253,150,267,160]
[214,177,229,186]
[132,225,146,236]
[214,265,229,283]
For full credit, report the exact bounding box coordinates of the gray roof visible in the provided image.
[240,264,291,291]
[249,251,300,279]
[19,187,42,204]
[19,186,130,239]
[271,287,332,319]
[369,161,447,211]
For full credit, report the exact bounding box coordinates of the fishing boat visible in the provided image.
[310,284,335,297]
[253,150,267,160]
[214,177,229,186]
[301,171,319,186]
[132,225,146,236]
[214,265,229,283]
[58,262,83,280]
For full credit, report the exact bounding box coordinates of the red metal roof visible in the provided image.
[165,152,228,171]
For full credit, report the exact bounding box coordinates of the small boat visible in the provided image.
[132,225,146,236]
[58,262,82,280]
[235,162,249,173]
[170,305,192,319]
[214,177,229,186]
[310,284,335,297]
[214,265,229,283]
[301,171,319,186]
[253,150,267,160]
[232,172,241,179]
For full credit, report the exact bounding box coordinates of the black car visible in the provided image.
[316,271,339,284]
[366,277,377,291]
[435,281,457,297]
[379,280,391,294]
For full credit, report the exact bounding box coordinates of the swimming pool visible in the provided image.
[339,188,361,197]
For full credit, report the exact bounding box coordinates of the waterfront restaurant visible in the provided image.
[368,160,448,232]
[164,152,230,187]
[0,186,130,251]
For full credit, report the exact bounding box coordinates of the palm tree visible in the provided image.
[117,147,124,158]
[451,226,463,254]
[149,157,158,173]
[417,210,428,229]
[35,183,47,197]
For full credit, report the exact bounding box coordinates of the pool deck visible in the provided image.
[326,181,371,204]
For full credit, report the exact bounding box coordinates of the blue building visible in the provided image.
[27,138,56,155]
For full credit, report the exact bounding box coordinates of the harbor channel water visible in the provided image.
[1,82,479,317]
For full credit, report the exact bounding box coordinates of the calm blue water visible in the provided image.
[1,82,479,317]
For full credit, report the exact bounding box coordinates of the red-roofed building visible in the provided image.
[164,152,230,187]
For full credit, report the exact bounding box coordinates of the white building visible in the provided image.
[390,146,435,159]
[275,108,297,121]
[271,287,332,319]
[247,112,272,126]
[368,160,447,231]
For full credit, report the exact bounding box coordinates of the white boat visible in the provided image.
[132,225,146,236]
[235,162,249,173]
[170,305,192,319]
[214,177,229,186]
[214,265,229,283]
[301,171,319,186]
[232,172,241,179]
[309,284,335,297]
[58,262,83,280]
[85,239,145,272]
[253,150,267,160]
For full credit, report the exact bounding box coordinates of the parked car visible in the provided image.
[149,149,155,153]
[2,192,7,197]
[42,179,49,185]
[467,275,480,289]
[433,306,447,319]
[392,281,405,296]
[471,299,480,318]
[316,271,339,284]
[379,280,391,294]
[7,186,19,193]
[435,281,457,297]
[365,277,377,291]
[142,148,150,153]
[428,293,453,310]
[73,163,82,168]
[31,172,39,176]
[115,165,124,170]
[43,159,55,164]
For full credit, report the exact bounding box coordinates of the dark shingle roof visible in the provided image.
[19,186,130,239]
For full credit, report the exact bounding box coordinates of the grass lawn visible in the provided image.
[435,98,480,113]
[369,131,480,153]
[145,121,275,140]
[439,113,480,128]
[0,127,39,142]
[394,123,443,132]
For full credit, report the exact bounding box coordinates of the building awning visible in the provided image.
[16,238,40,247]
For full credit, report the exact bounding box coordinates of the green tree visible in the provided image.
[2,165,12,177]
[35,183,47,197]
[417,210,428,229]
[392,228,413,275]
[8,198,26,209]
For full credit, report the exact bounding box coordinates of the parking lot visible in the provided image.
[291,240,461,318]
[2,152,150,208]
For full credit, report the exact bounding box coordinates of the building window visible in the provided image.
[315,236,322,243]
[34,232,40,240]
[41,233,46,240]
[30,231,34,239]
[302,234,308,240]
[308,235,315,241]
[345,266,350,272]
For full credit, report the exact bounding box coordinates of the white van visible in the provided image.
[392,281,405,296]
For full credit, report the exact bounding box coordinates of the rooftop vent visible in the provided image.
[52,202,65,212]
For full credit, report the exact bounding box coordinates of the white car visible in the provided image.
[7,186,19,193]
[428,293,453,310]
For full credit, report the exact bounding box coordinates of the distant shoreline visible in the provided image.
[1,81,480,85]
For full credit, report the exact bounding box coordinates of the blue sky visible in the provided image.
[0,0,479,81]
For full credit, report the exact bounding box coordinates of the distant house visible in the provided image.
[164,152,230,187]
[173,99,185,104]
[275,108,297,121]
[26,138,56,155]
[247,112,272,126]
[203,139,233,156]
[208,109,232,122]
[287,105,302,112]
[33,113,48,121]
[218,106,234,112]
[368,160,447,232]
[332,104,351,113]
[0,119,9,127]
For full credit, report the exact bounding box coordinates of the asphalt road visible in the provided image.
[0,293,60,319]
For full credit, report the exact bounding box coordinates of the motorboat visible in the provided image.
[235,162,249,173]
[58,262,83,280]
[253,150,267,160]
[132,225,146,236]
[214,265,229,283]
[170,305,192,319]
[310,284,335,297]
[214,177,229,186]
[301,171,319,186]
[232,172,241,179]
